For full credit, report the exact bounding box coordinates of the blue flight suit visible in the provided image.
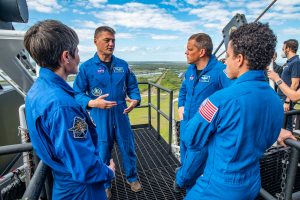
[177,55,231,189]
[181,70,283,200]
[26,68,114,200]
[73,53,141,188]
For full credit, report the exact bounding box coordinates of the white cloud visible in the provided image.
[27,0,62,13]
[117,46,140,53]
[282,28,300,36]
[186,0,200,6]
[117,33,134,39]
[92,2,194,32]
[73,20,102,29]
[72,9,86,15]
[189,2,232,29]
[88,0,107,8]
[73,28,94,42]
[151,35,179,40]
[78,44,95,53]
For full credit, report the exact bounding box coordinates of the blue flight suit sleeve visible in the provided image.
[73,66,92,109]
[218,66,232,89]
[49,106,114,183]
[178,74,187,108]
[126,68,141,105]
[176,98,220,187]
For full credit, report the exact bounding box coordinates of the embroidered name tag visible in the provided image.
[199,75,210,82]
[113,67,124,73]
[68,116,88,139]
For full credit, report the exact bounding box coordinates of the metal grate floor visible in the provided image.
[110,127,185,200]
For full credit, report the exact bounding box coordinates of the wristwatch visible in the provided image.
[276,79,283,86]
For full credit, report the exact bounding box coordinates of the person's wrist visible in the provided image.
[88,100,95,108]
[275,79,283,86]
[285,101,290,104]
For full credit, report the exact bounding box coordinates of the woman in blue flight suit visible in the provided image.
[182,22,283,200]
[24,20,114,200]
[176,33,232,190]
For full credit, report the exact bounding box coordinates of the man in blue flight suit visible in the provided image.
[73,26,142,199]
[175,33,232,191]
[182,22,283,200]
[24,20,115,200]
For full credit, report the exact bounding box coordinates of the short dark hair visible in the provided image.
[94,26,115,38]
[284,39,298,53]
[229,22,277,70]
[188,33,213,56]
[24,20,79,70]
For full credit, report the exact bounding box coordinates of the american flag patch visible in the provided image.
[199,99,218,122]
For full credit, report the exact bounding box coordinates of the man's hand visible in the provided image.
[284,103,290,112]
[88,94,117,109]
[267,70,280,82]
[108,159,116,174]
[123,98,138,114]
[277,129,297,147]
[178,106,184,121]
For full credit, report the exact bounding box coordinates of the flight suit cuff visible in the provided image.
[107,167,115,181]
[178,102,184,108]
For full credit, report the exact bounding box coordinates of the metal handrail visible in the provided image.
[0,143,32,156]
[136,81,174,153]
[260,110,300,200]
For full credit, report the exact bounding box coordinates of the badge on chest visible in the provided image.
[97,67,105,74]
[113,67,124,73]
[199,75,210,82]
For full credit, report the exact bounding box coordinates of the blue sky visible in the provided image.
[14,0,300,63]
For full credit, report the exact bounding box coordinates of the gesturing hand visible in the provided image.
[123,98,138,114]
[88,94,117,109]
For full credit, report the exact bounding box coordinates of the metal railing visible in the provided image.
[136,81,174,153]
[260,110,300,200]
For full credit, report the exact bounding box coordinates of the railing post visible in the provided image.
[22,161,50,200]
[148,82,151,129]
[284,147,299,200]
[169,90,173,153]
[157,88,160,139]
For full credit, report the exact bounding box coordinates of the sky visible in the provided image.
[14,0,300,63]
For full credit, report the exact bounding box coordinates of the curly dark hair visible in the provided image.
[229,22,277,70]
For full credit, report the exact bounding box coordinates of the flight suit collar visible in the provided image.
[92,53,116,68]
[235,70,266,84]
[192,55,218,75]
[39,68,74,96]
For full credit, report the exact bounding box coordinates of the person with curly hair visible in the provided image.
[182,22,283,200]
